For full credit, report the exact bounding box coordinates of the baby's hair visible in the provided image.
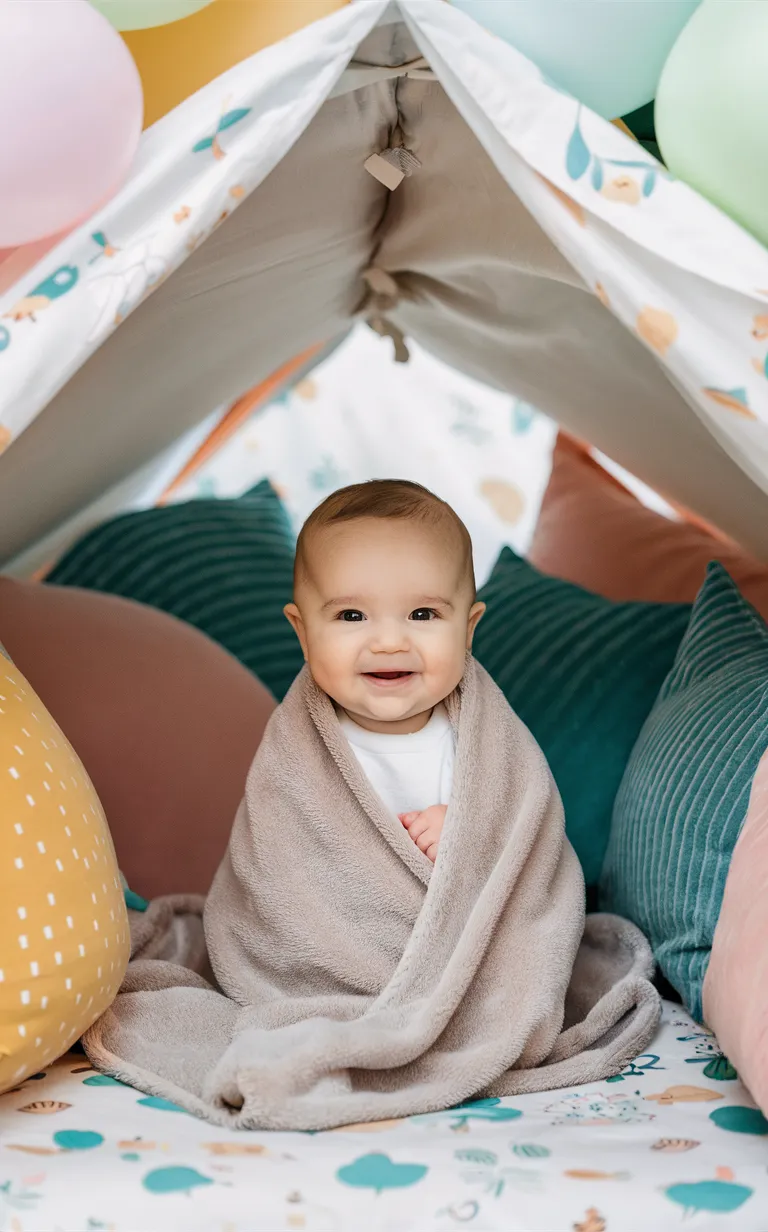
[295,479,476,597]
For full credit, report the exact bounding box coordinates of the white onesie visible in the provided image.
[338,703,455,819]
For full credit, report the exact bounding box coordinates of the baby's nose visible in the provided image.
[369,620,410,652]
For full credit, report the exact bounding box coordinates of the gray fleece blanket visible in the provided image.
[84,657,660,1130]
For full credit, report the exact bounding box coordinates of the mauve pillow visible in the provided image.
[0,579,276,899]
[703,750,768,1115]
[529,434,768,615]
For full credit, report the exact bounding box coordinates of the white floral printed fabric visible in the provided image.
[1,1005,767,1231]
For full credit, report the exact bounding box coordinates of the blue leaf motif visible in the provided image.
[218,108,251,133]
[336,1153,428,1193]
[566,116,590,181]
[591,157,604,192]
[642,168,657,197]
[192,136,215,153]
[0,325,10,354]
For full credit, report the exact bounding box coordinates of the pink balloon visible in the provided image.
[0,0,143,248]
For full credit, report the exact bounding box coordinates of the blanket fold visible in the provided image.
[84,658,660,1130]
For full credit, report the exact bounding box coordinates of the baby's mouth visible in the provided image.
[364,670,414,683]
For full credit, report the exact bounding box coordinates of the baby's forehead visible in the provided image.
[300,517,467,592]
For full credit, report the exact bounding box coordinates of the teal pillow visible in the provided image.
[600,563,768,1020]
[475,548,691,886]
[46,481,304,702]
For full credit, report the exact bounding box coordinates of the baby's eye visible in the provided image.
[410,608,438,621]
[337,609,365,622]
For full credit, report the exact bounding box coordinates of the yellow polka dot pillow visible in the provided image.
[0,642,129,1093]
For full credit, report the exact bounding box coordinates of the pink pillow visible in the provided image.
[703,751,768,1115]
[529,435,768,615]
[0,579,275,899]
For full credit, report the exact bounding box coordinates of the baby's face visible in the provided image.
[285,518,485,733]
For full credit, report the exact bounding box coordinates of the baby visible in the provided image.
[284,479,485,861]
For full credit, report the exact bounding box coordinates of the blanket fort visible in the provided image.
[84,658,660,1130]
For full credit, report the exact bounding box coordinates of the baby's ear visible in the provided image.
[465,601,486,648]
[283,603,308,659]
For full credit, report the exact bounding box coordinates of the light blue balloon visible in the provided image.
[450,1,702,118]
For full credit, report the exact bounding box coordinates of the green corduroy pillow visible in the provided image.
[600,563,768,1020]
[474,547,692,885]
[46,481,304,703]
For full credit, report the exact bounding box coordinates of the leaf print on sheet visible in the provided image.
[142,1165,214,1195]
[89,232,119,264]
[677,1030,738,1081]
[605,1053,665,1083]
[193,107,252,160]
[564,106,664,204]
[0,324,10,353]
[461,1162,543,1197]
[703,387,756,418]
[709,1105,768,1135]
[336,1153,428,1193]
[53,1130,104,1151]
[417,1097,523,1130]
[666,1175,753,1216]
[137,1095,190,1114]
[566,111,591,181]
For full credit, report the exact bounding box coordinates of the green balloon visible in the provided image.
[656,0,768,249]
[90,0,215,32]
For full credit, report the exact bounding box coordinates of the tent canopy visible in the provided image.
[1,0,768,568]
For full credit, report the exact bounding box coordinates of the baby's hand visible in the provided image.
[398,804,448,863]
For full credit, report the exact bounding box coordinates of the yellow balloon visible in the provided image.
[123,0,349,128]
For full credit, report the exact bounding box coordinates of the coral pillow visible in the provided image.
[0,579,275,901]
[529,434,768,615]
[704,749,768,1115]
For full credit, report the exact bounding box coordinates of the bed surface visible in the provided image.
[1,1003,766,1232]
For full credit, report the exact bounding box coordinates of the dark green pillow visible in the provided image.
[600,563,768,1020]
[46,481,304,702]
[475,548,691,885]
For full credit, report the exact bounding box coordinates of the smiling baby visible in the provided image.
[284,479,485,862]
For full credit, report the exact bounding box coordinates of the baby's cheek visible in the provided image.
[306,630,359,696]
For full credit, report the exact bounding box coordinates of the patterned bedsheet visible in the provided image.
[1,1004,767,1232]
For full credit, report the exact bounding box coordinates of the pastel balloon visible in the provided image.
[0,0,143,247]
[451,1,702,119]
[90,0,215,31]
[656,0,768,249]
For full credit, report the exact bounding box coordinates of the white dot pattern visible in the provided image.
[0,659,130,1093]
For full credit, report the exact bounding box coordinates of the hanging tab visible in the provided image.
[368,316,410,364]
[364,153,405,191]
[362,267,399,300]
[364,147,421,192]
